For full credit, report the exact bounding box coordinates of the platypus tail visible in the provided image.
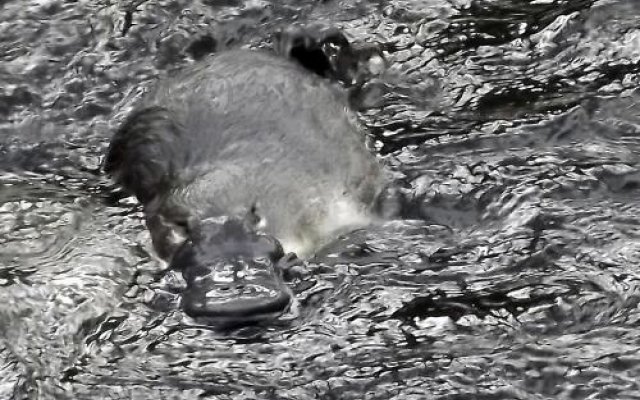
[104,106,182,204]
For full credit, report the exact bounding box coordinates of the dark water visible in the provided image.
[2,0,640,398]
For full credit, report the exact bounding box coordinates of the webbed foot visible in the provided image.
[275,25,386,86]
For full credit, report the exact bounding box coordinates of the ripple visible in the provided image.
[1,0,640,398]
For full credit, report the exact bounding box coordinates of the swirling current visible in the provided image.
[1,0,640,398]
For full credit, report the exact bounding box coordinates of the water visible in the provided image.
[1,0,640,398]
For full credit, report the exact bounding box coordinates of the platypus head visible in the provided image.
[170,217,292,326]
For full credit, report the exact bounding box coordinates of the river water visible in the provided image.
[1,0,640,398]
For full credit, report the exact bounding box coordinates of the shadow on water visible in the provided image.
[2,0,640,398]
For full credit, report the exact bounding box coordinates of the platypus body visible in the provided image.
[105,48,385,325]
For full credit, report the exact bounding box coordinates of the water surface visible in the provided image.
[1,0,640,398]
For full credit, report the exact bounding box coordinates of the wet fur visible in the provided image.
[105,50,384,258]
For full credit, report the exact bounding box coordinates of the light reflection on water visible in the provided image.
[1,0,640,398]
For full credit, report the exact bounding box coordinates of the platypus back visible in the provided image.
[106,50,384,256]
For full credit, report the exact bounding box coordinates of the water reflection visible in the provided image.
[1,0,640,398]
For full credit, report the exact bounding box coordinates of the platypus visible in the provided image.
[105,33,387,325]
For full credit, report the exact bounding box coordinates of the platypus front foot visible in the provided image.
[275,25,386,86]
